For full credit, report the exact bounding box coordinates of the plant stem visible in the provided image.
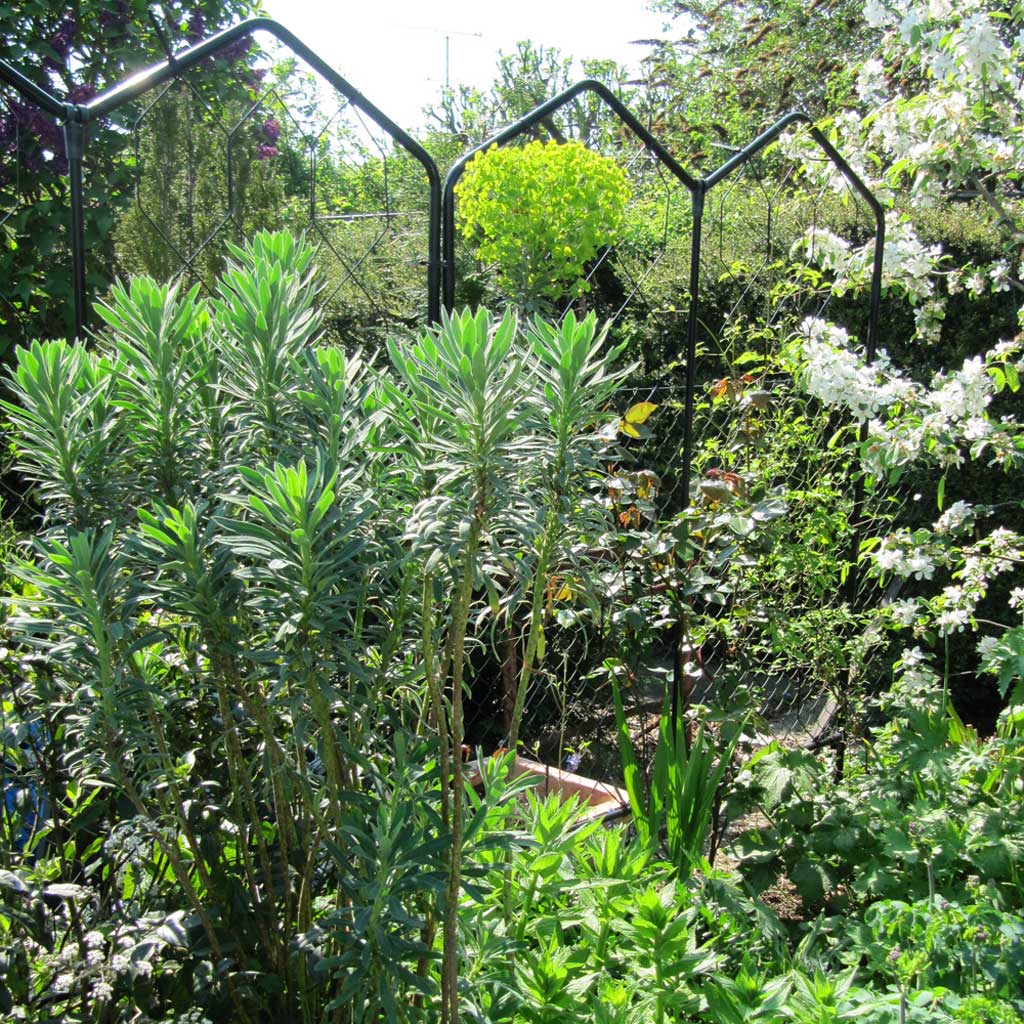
[443,516,482,1024]
[508,520,556,752]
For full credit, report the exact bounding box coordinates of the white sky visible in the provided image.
[259,0,670,134]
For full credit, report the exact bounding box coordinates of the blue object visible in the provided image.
[1,721,49,854]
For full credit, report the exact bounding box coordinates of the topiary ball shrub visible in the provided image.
[455,139,631,308]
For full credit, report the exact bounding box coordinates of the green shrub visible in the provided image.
[456,140,630,308]
[0,231,641,1022]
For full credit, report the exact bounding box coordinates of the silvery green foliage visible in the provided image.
[2,232,634,1022]
[3,232,437,1022]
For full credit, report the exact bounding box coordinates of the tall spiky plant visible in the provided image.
[506,311,631,752]
[385,307,528,1024]
[3,232,429,1022]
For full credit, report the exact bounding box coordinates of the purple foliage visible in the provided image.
[261,117,280,144]
[22,149,45,173]
[1,102,67,172]
[68,83,98,105]
[48,16,77,64]
[219,33,253,64]
[0,114,16,149]
[187,11,206,43]
[242,67,268,92]
[28,110,64,155]
[98,1,130,35]
[255,144,278,161]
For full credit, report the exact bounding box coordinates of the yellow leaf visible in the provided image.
[624,401,657,425]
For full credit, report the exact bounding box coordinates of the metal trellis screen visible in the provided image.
[443,89,886,767]
[1,28,886,770]
[0,17,441,349]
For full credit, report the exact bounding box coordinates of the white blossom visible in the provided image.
[990,260,1011,292]
[937,606,970,633]
[91,979,114,1001]
[934,500,973,535]
[977,634,999,660]
[905,551,936,580]
[955,12,1010,83]
[857,58,888,104]
[890,598,919,625]
[864,0,891,28]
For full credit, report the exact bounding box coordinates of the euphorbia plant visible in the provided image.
[379,306,634,1021]
[2,224,642,1021]
[505,311,631,751]
[384,307,528,1024]
[456,139,631,309]
[1,232,443,1022]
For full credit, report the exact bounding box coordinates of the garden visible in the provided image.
[1,2,1024,1023]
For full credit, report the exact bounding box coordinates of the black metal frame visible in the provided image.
[442,84,884,509]
[2,40,885,527]
[0,16,443,335]
[3,50,883,460]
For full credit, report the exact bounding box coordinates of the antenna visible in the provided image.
[443,29,484,89]
[394,22,484,90]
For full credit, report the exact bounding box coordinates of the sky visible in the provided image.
[258,0,671,134]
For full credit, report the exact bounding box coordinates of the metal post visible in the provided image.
[63,114,88,340]
[427,183,441,323]
[679,185,705,510]
[442,177,456,313]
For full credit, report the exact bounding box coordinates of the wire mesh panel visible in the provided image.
[683,128,892,746]
[0,83,72,351]
[452,113,889,772]
[0,18,439,350]
[107,31,435,345]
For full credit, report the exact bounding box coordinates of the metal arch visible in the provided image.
[0,16,443,335]
[440,77,701,312]
[442,89,885,509]
[702,109,884,362]
[0,60,64,118]
[2,44,886,495]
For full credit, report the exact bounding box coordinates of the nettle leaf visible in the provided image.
[789,858,832,905]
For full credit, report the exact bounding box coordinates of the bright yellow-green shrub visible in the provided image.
[456,139,631,306]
